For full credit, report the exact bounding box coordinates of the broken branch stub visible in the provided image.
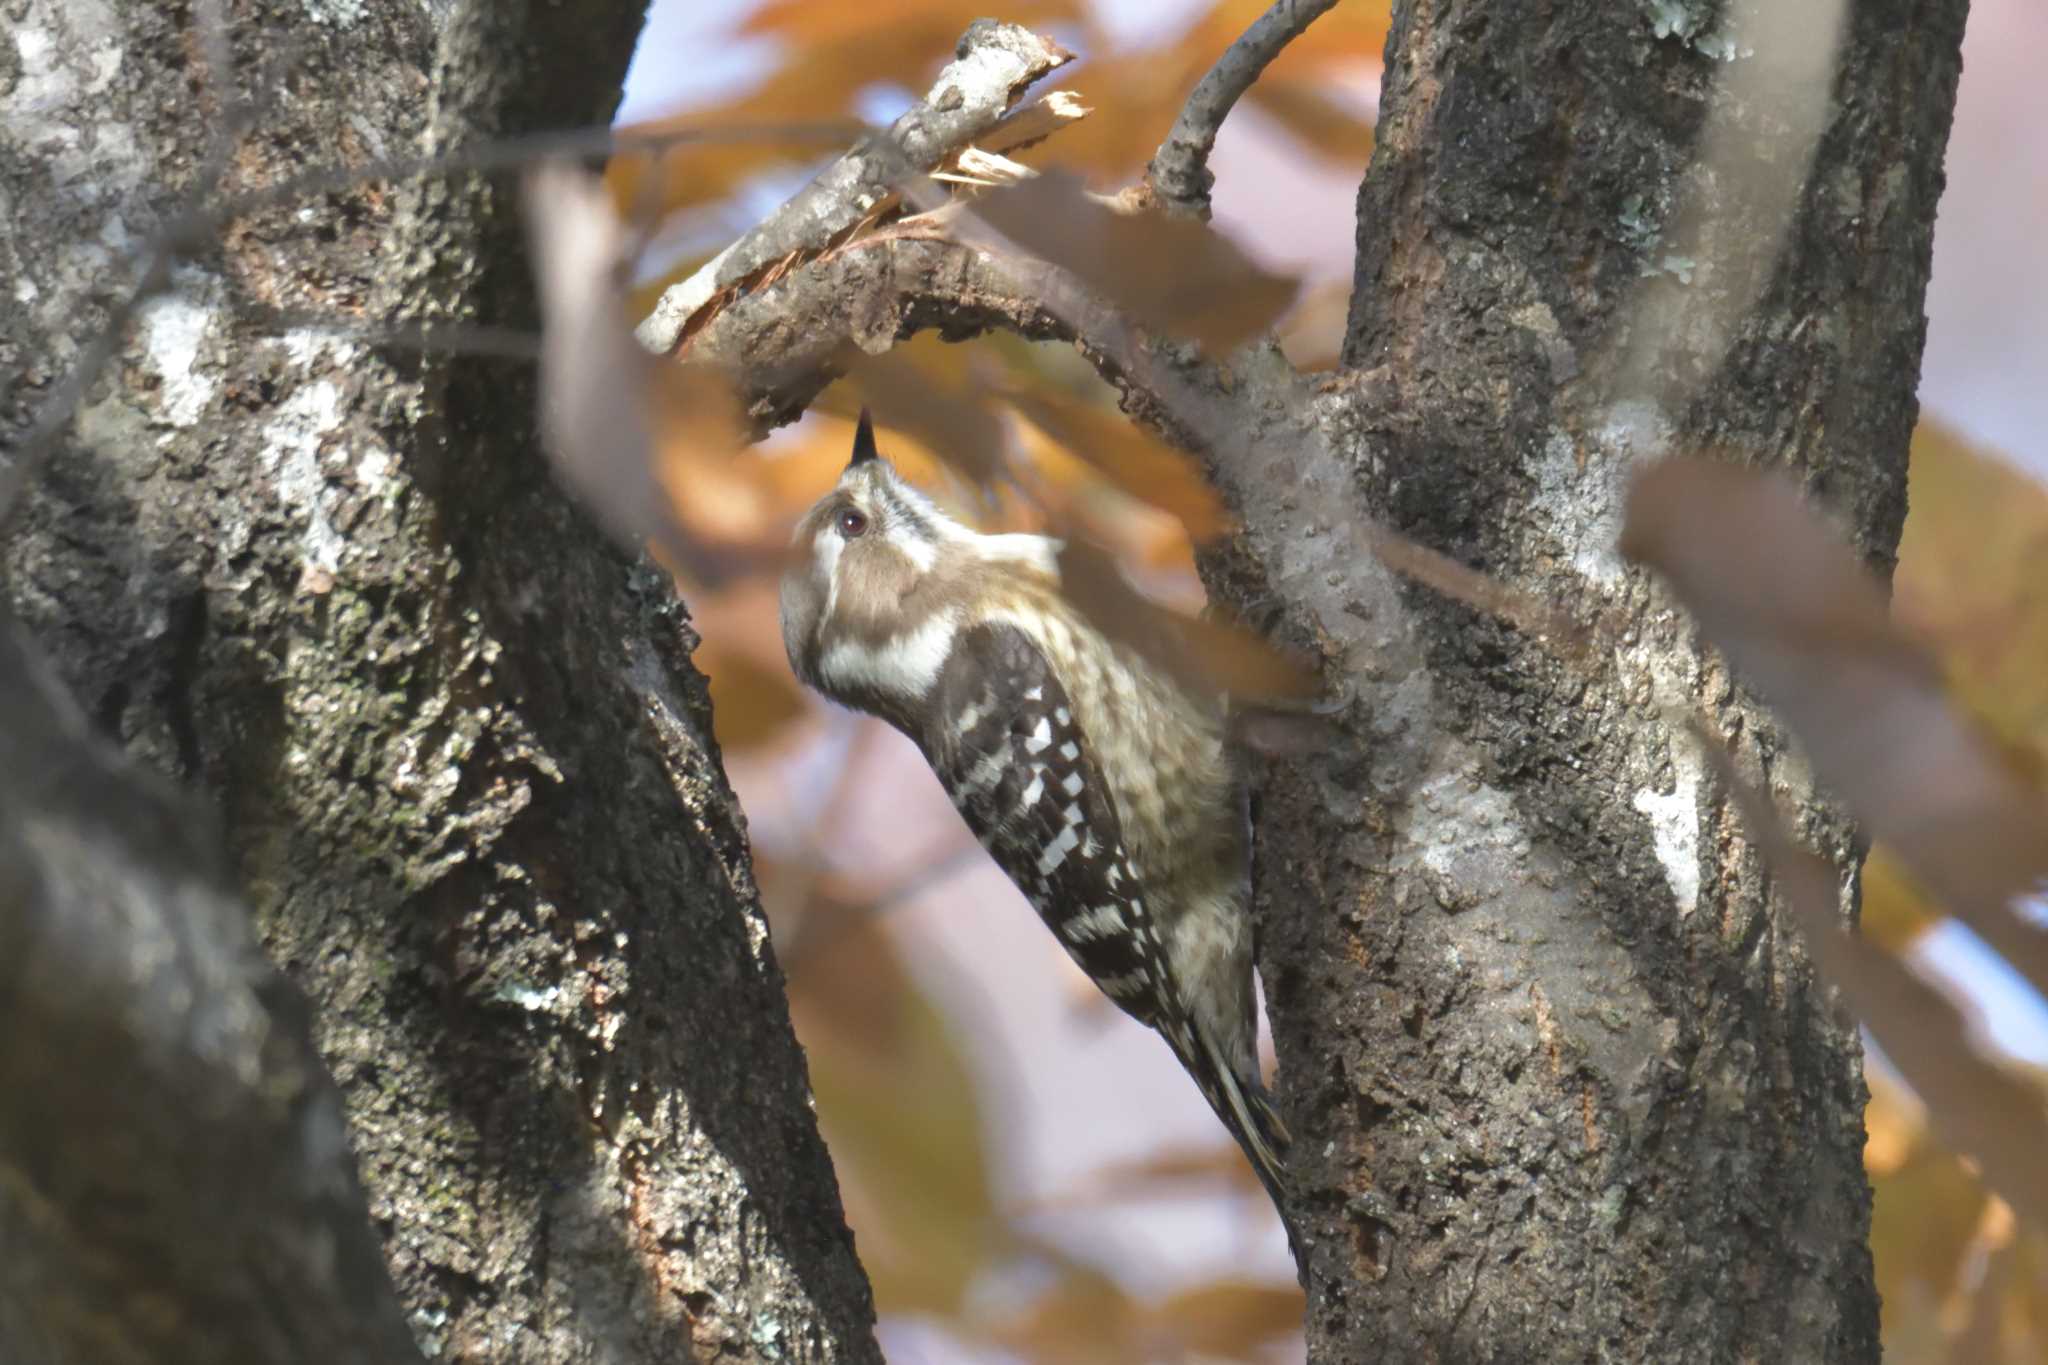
[636,20,1075,356]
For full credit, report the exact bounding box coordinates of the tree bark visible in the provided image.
[0,2,878,1362]
[0,625,428,1365]
[670,2,1968,1361]
[1,0,1973,1357]
[1249,0,1965,1358]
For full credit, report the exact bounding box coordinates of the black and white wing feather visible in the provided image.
[923,622,1171,1025]
[922,621,1292,1235]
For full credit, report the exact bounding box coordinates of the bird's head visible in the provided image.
[779,409,1056,717]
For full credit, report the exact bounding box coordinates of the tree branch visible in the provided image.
[635,19,1073,355]
[1146,0,1340,219]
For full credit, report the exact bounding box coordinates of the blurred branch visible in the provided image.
[192,0,241,122]
[635,19,1074,356]
[0,621,423,1363]
[1623,460,2048,1002]
[1701,734,2048,1233]
[1946,1199,2017,1364]
[778,840,991,977]
[1146,0,1341,220]
[1019,1144,1264,1213]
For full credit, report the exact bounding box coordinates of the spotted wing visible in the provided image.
[922,621,1171,1025]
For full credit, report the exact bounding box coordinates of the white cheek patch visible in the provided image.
[819,610,960,702]
[815,525,846,624]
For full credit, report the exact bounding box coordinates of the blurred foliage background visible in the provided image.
[608,1,2048,1359]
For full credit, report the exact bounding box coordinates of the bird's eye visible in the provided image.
[836,508,869,539]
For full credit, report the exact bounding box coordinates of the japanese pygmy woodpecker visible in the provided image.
[779,411,1293,1243]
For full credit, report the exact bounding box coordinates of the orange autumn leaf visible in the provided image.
[1896,421,2048,775]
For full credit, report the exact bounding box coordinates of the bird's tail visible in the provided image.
[1182,1024,1303,1277]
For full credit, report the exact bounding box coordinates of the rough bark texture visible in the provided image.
[1,0,1973,1357]
[0,2,878,1361]
[673,2,1968,1361]
[1257,0,1966,1358]
[0,625,426,1365]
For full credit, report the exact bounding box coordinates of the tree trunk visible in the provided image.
[3,0,1975,1357]
[644,3,1971,1357]
[0,2,878,1361]
[1244,0,1966,1358]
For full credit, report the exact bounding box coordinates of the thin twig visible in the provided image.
[1147,0,1340,220]
[773,718,991,975]
[779,841,991,976]
[208,118,863,229]
[0,109,853,535]
[236,306,543,360]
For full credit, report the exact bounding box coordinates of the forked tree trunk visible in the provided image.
[0,2,878,1360]
[0,0,1974,1360]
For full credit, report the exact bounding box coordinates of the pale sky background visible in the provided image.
[620,0,2048,1351]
